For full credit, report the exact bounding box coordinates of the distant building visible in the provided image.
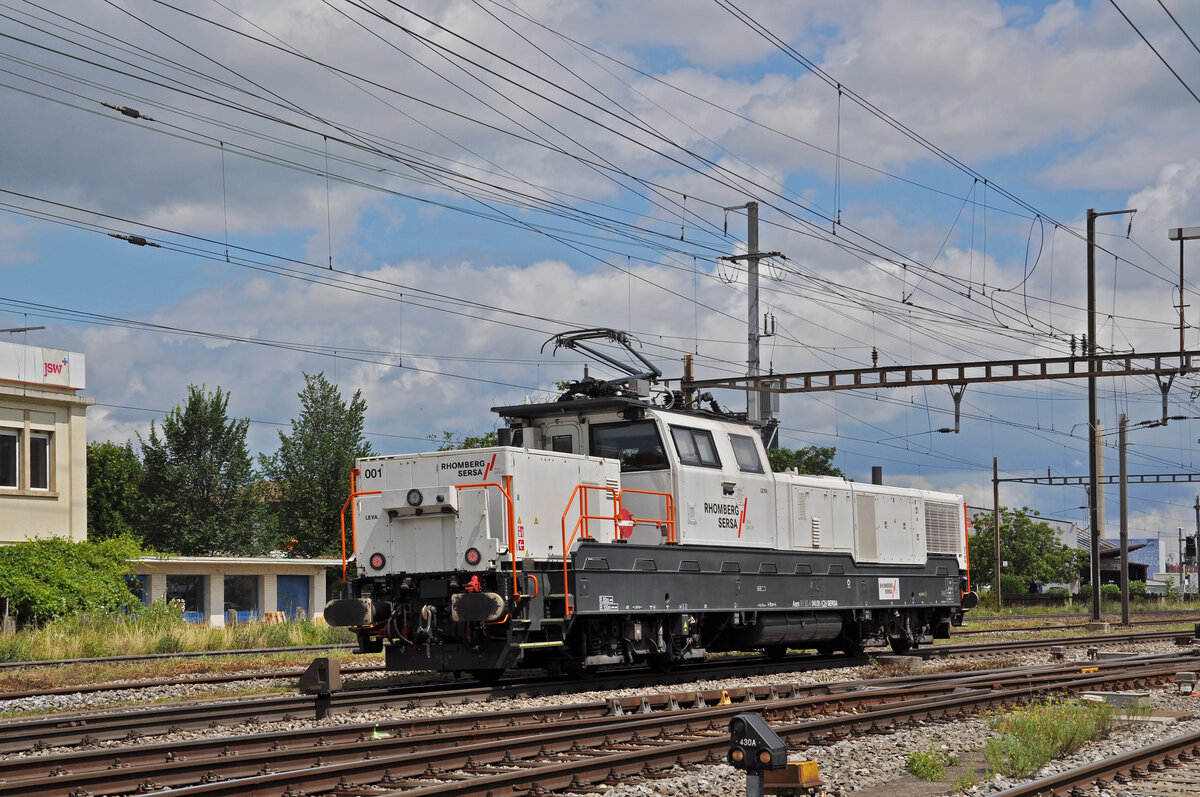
[128,555,338,626]
[0,340,93,542]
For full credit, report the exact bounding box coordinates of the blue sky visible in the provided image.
[4,0,1200,540]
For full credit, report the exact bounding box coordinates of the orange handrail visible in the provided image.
[560,483,620,616]
[456,478,517,598]
[340,467,382,582]
[617,488,676,544]
[559,485,678,616]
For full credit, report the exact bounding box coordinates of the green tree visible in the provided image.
[87,441,145,541]
[968,506,1087,591]
[0,536,144,623]
[767,444,844,477]
[260,373,373,558]
[138,385,265,555]
[431,430,498,450]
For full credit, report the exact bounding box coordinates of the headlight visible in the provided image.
[406,488,423,507]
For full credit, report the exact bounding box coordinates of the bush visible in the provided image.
[0,536,144,624]
[905,749,956,781]
[1100,583,1120,600]
[1077,584,1091,603]
[999,573,1028,596]
[1129,580,1147,599]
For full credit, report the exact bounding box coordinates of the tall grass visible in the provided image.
[0,601,355,662]
[983,698,1118,778]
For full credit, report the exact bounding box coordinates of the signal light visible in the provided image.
[464,547,481,566]
[727,713,787,773]
[369,552,386,570]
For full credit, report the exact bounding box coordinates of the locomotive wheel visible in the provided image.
[469,668,505,685]
[815,643,837,657]
[888,637,912,655]
[763,644,788,660]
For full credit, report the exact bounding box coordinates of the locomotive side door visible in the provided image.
[542,422,581,455]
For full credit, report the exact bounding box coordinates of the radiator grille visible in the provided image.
[925,502,961,554]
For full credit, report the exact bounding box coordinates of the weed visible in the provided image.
[905,749,957,781]
[951,767,980,793]
[983,697,1115,778]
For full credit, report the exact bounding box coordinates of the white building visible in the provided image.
[0,340,92,542]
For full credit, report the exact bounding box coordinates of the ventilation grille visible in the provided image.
[925,502,960,554]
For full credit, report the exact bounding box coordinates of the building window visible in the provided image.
[125,574,149,605]
[224,575,259,621]
[166,574,206,621]
[0,430,16,489]
[30,431,50,490]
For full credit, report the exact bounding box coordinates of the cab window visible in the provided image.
[670,426,721,468]
[729,433,764,473]
[589,420,668,471]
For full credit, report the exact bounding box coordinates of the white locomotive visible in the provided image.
[326,335,975,678]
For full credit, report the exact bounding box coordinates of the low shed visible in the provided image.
[129,556,338,626]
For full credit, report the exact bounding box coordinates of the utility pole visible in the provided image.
[1169,226,1200,352]
[993,457,1002,610]
[1180,527,1186,600]
[747,200,760,424]
[1087,207,1136,622]
[1118,414,1129,626]
[720,202,782,433]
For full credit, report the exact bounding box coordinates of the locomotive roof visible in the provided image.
[491,394,748,426]
[491,395,652,420]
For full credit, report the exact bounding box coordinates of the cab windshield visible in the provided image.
[589,420,668,472]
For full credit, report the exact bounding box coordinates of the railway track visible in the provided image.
[6,653,1195,797]
[0,644,356,671]
[992,728,1200,797]
[1,626,1192,752]
[3,624,1193,706]
[953,613,1200,636]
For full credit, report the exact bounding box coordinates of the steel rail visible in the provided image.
[0,644,356,671]
[0,663,386,701]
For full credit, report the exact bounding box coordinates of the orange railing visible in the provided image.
[456,476,518,598]
[560,485,676,616]
[339,467,381,582]
[618,488,676,544]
